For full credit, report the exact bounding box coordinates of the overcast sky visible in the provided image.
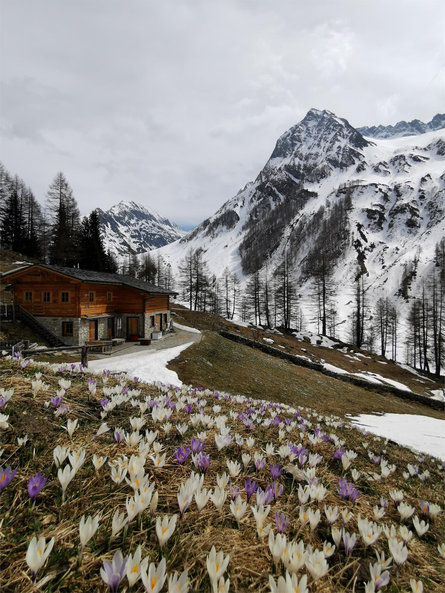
[1,0,444,228]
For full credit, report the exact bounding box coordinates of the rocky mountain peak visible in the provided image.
[265,108,370,184]
[97,201,184,260]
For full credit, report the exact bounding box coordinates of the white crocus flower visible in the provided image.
[140,558,167,593]
[324,505,339,524]
[410,579,423,593]
[216,472,229,489]
[229,495,248,521]
[26,536,55,579]
[268,531,287,566]
[226,459,241,478]
[57,464,76,497]
[0,414,9,429]
[53,445,69,467]
[412,516,429,537]
[251,504,271,531]
[64,418,78,439]
[156,514,177,547]
[92,454,107,471]
[194,488,212,512]
[210,486,227,511]
[111,509,128,538]
[96,422,110,436]
[388,537,408,566]
[397,502,415,520]
[241,453,251,468]
[126,545,149,587]
[206,546,230,586]
[168,569,189,593]
[79,514,100,550]
[305,549,329,580]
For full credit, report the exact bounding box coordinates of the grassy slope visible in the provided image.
[0,358,444,593]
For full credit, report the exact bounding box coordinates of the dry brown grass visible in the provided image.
[0,357,444,593]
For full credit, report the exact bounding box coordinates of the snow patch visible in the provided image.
[348,413,445,460]
[87,342,194,387]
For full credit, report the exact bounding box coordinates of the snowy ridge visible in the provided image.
[358,113,445,139]
[98,200,185,260]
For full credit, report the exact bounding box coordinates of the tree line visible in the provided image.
[177,244,444,377]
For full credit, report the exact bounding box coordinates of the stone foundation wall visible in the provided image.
[38,317,81,346]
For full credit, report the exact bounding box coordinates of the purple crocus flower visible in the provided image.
[229,484,240,500]
[50,395,62,408]
[185,404,193,414]
[175,446,191,464]
[244,478,257,502]
[333,448,345,460]
[99,398,110,408]
[114,429,124,444]
[0,466,17,493]
[270,463,282,480]
[419,500,430,515]
[338,478,361,502]
[190,438,204,454]
[272,481,284,500]
[275,511,289,533]
[100,550,128,593]
[55,403,69,416]
[27,473,47,501]
[133,376,139,383]
[343,531,357,556]
[197,452,210,473]
[256,486,274,506]
[254,456,266,471]
[0,397,7,408]
[20,359,30,369]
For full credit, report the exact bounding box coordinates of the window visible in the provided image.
[25,291,32,302]
[150,315,155,327]
[62,322,73,336]
[89,292,95,302]
[42,291,51,303]
[61,292,69,303]
[107,292,112,302]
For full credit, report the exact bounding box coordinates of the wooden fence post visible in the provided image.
[81,346,89,368]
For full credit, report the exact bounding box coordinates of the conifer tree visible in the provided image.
[46,172,80,266]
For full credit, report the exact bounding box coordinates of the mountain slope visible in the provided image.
[154,109,444,344]
[97,201,185,260]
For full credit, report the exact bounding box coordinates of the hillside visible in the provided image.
[0,339,444,592]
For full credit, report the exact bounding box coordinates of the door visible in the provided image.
[107,318,114,339]
[89,320,98,341]
[127,317,139,339]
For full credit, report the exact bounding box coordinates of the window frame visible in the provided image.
[42,291,51,303]
[89,292,95,303]
[24,291,33,302]
[61,291,70,303]
[62,321,73,337]
[107,291,112,302]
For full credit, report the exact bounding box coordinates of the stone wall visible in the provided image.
[38,317,81,346]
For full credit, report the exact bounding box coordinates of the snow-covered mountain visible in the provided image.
[154,108,445,340]
[358,113,445,139]
[97,201,185,260]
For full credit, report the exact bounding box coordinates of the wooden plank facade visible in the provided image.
[1,264,176,346]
